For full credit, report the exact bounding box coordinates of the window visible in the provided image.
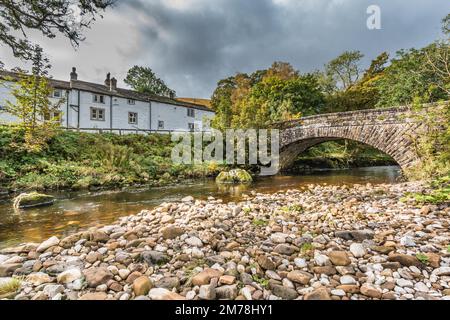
[158,121,164,130]
[187,108,195,117]
[128,112,138,124]
[93,94,105,104]
[188,123,195,132]
[43,111,62,122]
[127,99,136,105]
[52,89,63,98]
[90,107,105,121]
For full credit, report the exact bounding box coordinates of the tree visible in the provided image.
[124,66,176,98]
[325,50,364,91]
[375,47,448,108]
[4,46,63,152]
[423,15,450,98]
[0,0,114,60]
[442,13,450,35]
[211,62,324,129]
[324,52,389,112]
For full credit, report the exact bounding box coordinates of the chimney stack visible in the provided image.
[110,77,117,91]
[70,67,78,81]
[105,73,111,87]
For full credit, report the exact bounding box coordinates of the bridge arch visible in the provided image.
[278,107,423,171]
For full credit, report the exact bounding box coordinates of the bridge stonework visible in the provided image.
[277,106,426,171]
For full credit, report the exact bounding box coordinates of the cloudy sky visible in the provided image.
[0,0,448,98]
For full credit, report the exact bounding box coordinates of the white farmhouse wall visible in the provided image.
[112,97,151,130]
[0,81,19,124]
[151,102,214,132]
[0,80,67,126]
[0,76,215,132]
[77,91,111,129]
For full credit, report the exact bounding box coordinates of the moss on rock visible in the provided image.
[216,169,253,184]
[13,192,55,209]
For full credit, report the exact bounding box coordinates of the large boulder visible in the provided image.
[216,169,253,184]
[13,192,55,209]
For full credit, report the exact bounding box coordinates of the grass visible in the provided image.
[0,277,22,296]
[300,243,314,256]
[0,127,228,192]
[403,175,450,205]
[252,275,269,288]
[252,218,268,227]
[416,253,429,265]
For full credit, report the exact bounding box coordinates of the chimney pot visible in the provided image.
[105,73,111,87]
[70,67,78,81]
[110,77,117,91]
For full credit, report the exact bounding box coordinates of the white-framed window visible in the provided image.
[187,108,195,117]
[128,112,138,124]
[127,99,136,105]
[158,120,164,129]
[52,89,63,98]
[93,94,105,104]
[90,107,105,121]
[188,123,195,131]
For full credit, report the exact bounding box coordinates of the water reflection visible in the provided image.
[0,166,401,248]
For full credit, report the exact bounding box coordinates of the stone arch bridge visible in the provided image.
[276,106,427,171]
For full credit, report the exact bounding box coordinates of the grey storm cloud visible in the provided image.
[0,0,448,98]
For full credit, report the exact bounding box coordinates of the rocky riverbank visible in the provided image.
[1,181,449,300]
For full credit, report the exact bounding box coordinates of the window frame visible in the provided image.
[188,123,195,132]
[52,89,63,98]
[93,94,105,104]
[90,107,106,121]
[43,111,62,123]
[127,99,136,105]
[128,112,138,125]
[187,108,195,118]
[158,120,164,130]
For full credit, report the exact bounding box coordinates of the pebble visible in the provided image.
[1,181,448,301]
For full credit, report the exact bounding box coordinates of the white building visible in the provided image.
[0,68,215,133]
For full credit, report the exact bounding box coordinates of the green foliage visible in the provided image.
[405,103,450,180]
[293,140,395,170]
[0,0,113,60]
[324,50,364,91]
[416,253,429,265]
[211,62,325,129]
[3,46,63,152]
[0,128,225,191]
[124,65,176,97]
[252,218,268,227]
[252,274,269,288]
[405,175,450,205]
[0,277,21,296]
[375,47,448,108]
[300,243,314,254]
[323,52,389,112]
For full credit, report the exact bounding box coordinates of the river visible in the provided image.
[0,166,402,249]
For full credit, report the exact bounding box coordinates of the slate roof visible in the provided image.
[0,70,214,112]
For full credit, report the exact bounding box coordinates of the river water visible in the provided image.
[0,166,402,249]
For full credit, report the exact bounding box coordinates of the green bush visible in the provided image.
[0,128,221,191]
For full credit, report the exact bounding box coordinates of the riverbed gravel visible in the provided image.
[1,181,449,300]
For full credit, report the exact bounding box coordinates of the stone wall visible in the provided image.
[278,107,427,171]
